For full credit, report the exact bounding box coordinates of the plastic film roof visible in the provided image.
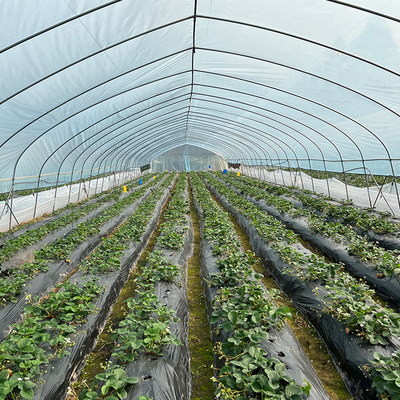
[1,0,400,192]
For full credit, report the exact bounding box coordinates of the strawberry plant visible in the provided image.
[78,367,139,400]
[368,351,400,399]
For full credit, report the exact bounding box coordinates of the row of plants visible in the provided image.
[200,172,400,399]
[217,172,400,280]
[190,172,314,400]
[0,189,121,264]
[0,174,167,308]
[229,172,399,235]
[78,173,176,276]
[0,174,176,400]
[78,173,190,400]
[157,174,189,250]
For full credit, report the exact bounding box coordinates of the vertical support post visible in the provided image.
[33,174,41,220]
[53,171,61,212]
[9,183,14,232]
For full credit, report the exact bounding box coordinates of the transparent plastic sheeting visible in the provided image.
[0,171,142,232]
[151,144,227,172]
[239,168,400,215]
[1,0,400,193]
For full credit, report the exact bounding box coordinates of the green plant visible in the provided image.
[369,351,400,398]
[78,367,139,400]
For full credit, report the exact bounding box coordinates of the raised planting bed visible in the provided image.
[0,174,177,400]
[0,173,168,340]
[78,173,193,400]
[190,172,328,400]
[230,172,400,248]
[200,172,400,400]
[215,172,400,310]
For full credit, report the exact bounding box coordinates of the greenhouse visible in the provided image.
[1,1,400,399]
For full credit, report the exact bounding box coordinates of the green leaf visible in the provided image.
[20,388,34,400]
[227,310,238,324]
[222,320,234,332]
[86,390,99,399]
[125,376,139,385]
[226,378,236,389]
[251,381,262,393]
[267,370,280,382]
[116,387,127,399]
[285,384,304,397]
[113,369,126,380]
[248,346,258,358]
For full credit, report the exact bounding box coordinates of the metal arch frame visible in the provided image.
[7,64,192,215]
[70,105,188,183]
[24,66,386,212]
[0,1,125,54]
[191,94,332,192]
[49,88,191,181]
[193,70,392,202]
[187,116,292,185]
[103,116,254,174]
[36,72,367,205]
[4,11,400,107]
[6,48,398,184]
[38,79,332,200]
[46,94,191,213]
[44,89,190,196]
[0,18,195,106]
[119,114,281,183]
[55,100,190,196]
[3,21,400,172]
[36,74,349,199]
[100,111,276,182]
[193,90,334,193]
[7,52,392,192]
[136,120,271,169]
[179,122,277,182]
[192,90,356,199]
[93,110,267,176]
[2,50,192,156]
[185,111,301,187]
[110,112,278,184]
[72,112,191,200]
[80,113,189,190]
[4,29,400,221]
[129,126,258,170]
[325,0,400,23]
[73,100,191,200]
[194,47,399,194]
[35,74,378,212]
[85,120,188,195]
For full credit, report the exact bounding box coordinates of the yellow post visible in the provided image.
[153,175,156,179]
[123,186,127,193]
[237,171,240,177]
